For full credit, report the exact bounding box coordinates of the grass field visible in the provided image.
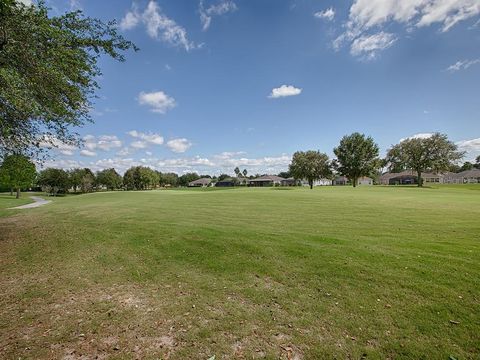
[0,186,479,359]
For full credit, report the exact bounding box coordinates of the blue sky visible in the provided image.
[39,0,480,174]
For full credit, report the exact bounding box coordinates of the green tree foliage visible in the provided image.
[0,1,137,157]
[289,150,331,189]
[0,154,36,198]
[179,172,200,187]
[96,168,122,190]
[160,172,179,187]
[68,168,83,193]
[333,133,380,187]
[459,162,474,172]
[475,155,480,170]
[79,168,95,193]
[37,168,70,196]
[123,166,159,190]
[386,133,464,187]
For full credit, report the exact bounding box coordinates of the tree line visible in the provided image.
[289,132,469,188]
[0,132,476,198]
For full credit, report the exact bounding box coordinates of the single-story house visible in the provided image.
[282,177,298,186]
[215,177,236,187]
[357,177,373,186]
[300,178,332,187]
[378,170,473,185]
[453,169,480,183]
[249,175,285,187]
[333,176,349,186]
[188,178,212,187]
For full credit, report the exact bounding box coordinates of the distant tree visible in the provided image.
[289,150,331,189]
[333,133,380,187]
[277,171,291,179]
[234,167,240,178]
[123,167,137,190]
[179,172,200,187]
[123,166,159,190]
[68,168,83,193]
[160,172,179,187]
[0,1,137,157]
[96,168,122,190]
[37,168,70,196]
[0,154,36,198]
[242,169,247,177]
[476,155,480,169]
[386,133,464,187]
[459,162,474,172]
[218,174,229,181]
[80,168,96,193]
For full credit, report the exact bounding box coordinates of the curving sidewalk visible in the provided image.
[9,196,51,210]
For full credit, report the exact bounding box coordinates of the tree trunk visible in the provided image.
[352,177,357,188]
[309,179,313,190]
[417,170,422,187]
[16,188,20,199]
[10,187,13,196]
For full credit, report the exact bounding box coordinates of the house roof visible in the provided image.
[380,170,447,181]
[189,178,212,186]
[456,169,480,178]
[249,175,285,182]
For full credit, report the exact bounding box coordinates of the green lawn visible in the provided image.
[0,186,479,359]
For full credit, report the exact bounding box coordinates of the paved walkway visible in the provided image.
[9,196,51,209]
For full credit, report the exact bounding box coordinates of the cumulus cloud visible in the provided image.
[399,133,435,142]
[334,0,480,58]
[138,91,176,114]
[268,85,302,99]
[80,149,97,157]
[83,135,122,152]
[128,130,165,145]
[131,141,148,149]
[446,58,480,72]
[314,7,335,21]
[350,32,397,59]
[42,149,293,176]
[456,138,480,154]
[39,136,77,156]
[120,1,196,51]
[166,138,192,153]
[199,0,238,31]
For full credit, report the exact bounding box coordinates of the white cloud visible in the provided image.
[200,0,238,31]
[456,138,480,162]
[80,149,97,157]
[166,138,192,153]
[334,0,480,58]
[131,141,148,149]
[399,133,435,142]
[268,85,302,99]
[39,136,77,156]
[314,7,335,21]
[446,58,480,72]
[138,91,176,114]
[128,130,164,145]
[350,32,397,59]
[83,135,122,152]
[120,1,196,51]
[456,137,480,152]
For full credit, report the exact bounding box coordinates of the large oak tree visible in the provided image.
[289,150,331,189]
[333,133,380,187]
[386,133,464,187]
[0,0,137,157]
